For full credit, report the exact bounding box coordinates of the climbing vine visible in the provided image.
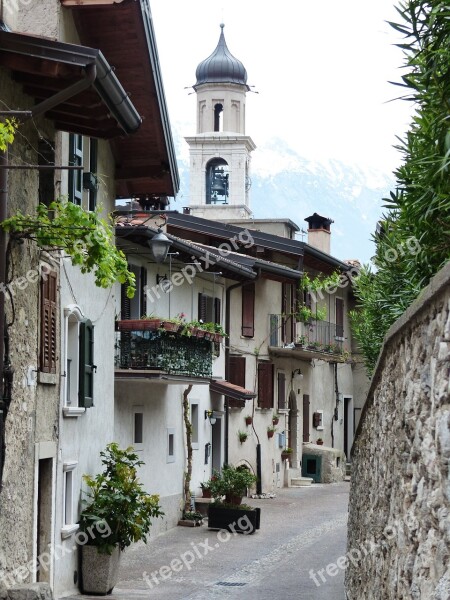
[2,199,136,297]
[295,271,341,322]
[0,119,17,152]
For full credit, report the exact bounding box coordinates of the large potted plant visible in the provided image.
[207,465,260,534]
[78,443,163,595]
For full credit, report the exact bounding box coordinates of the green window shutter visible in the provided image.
[79,319,95,408]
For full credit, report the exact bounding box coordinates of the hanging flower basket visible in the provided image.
[245,416,253,426]
[267,428,275,439]
[162,321,180,333]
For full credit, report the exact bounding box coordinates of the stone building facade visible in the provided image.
[346,262,450,599]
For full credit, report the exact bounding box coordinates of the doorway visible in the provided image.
[36,458,53,583]
[288,390,299,468]
[343,397,354,460]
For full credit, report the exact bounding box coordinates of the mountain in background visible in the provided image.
[170,132,396,265]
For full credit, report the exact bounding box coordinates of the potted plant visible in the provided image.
[267,425,276,439]
[281,447,293,460]
[272,413,280,425]
[245,415,253,426]
[238,430,248,443]
[116,314,162,331]
[200,476,216,498]
[207,465,260,533]
[78,443,163,595]
[295,335,307,348]
[178,510,203,527]
[316,438,324,445]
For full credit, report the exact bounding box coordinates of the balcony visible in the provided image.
[268,315,347,362]
[115,327,213,380]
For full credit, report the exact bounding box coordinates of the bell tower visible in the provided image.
[185,24,255,220]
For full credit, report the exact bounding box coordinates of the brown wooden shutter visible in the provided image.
[198,293,207,322]
[227,355,246,408]
[258,361,274,409]
[40,269,57,374]
[303,394,310,442]
[336,297,344,338]
[242,283,255,337]
[277,372,286,410]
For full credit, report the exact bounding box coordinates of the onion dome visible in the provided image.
[194,24,249,89]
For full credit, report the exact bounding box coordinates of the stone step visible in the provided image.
[290,477,313,487]
[346,462,352,476]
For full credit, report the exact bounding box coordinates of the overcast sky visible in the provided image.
[150,0,412,178]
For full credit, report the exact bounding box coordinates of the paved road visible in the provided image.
[64,482,349,600]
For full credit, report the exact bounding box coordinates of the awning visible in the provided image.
[210,380,256,401]
[0,30,142,138]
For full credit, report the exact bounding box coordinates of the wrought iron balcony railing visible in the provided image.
[115,329,213,378]
[269,315,343,353]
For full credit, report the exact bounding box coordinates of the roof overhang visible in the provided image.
[0,30,142,137]
[210,379,256,401]
[61,0,179,197]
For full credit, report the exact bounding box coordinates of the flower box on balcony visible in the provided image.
[161,321,180,333]
[116,319,161,331]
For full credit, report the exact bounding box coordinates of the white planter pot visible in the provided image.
[81,544,121,595]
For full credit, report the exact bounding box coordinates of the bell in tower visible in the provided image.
[207,159,229,204]
[185,23,256,219]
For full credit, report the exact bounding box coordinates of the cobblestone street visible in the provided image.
[64,482,349,600]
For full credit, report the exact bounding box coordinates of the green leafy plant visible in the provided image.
[0,118,17,151]
[79,443,163,554]
[182,511,203,522]
[208,465,257,505]
[2,200,136,297]
[351,1,450,374]
[238,430,248,443]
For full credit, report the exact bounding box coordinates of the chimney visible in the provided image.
[304,213,334,255]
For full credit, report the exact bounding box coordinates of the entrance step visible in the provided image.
[290,477,313,487]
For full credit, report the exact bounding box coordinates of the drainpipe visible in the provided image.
[0,149,7,490]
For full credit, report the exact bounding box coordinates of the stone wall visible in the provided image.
[346,262,450,599]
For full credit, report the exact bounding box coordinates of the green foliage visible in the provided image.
[183,510,203,521]
[0,119,17,151]
[2,200,135,297]
[295,272,340,322]
[351,0,450,374]
[208,465,257,503]
[79,443,163,554]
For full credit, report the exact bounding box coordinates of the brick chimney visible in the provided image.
[305,213,334,255]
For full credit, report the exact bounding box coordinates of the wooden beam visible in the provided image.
[116,164,169,181]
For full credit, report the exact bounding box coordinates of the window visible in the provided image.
[40,268,57,374]
[199,293,222,354]
[214,103,223,132]
[63,306,95,415]
[133,406,144,451]
[281,283,295,344]
[336,297,344,339]
[167,428,175,463]
[258,361,274,409]
[61,461,78,539]
[191,403,199,449]
[277,372,286,410]
[68,133,83,205]
[242,283,255,337]
[88,138,98,212]
[38,139,55,207]
[122,265,147,319]
[227,355,246,408]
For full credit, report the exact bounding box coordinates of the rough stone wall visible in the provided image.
[346,262,450,599]
[302,443,346,483]
[0,67,59,584]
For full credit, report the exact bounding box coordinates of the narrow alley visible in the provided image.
[65,483,349,600]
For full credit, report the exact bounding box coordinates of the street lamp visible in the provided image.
[148,228,171,263]
[205,410,217,426]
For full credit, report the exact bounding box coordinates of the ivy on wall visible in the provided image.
[2,200,136,297]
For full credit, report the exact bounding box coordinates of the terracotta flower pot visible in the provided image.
[162,321,180,332]
[245,417,252,426]
[202,489,212,498]
[272,417,279,425]
[267,430,275,439]
[224,493,243,505]
[196,329,206,339]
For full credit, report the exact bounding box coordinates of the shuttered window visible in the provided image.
[198,293,207,322]
[79,319,95,408]
[277,372,286,410]
[258,361,274,409]
[40,269,57,374]
[336,297,344,338]
[281,283,295,344]
[242,283,255,338]
[228,355,246,408]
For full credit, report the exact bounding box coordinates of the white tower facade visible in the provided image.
[186,24,255,220]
